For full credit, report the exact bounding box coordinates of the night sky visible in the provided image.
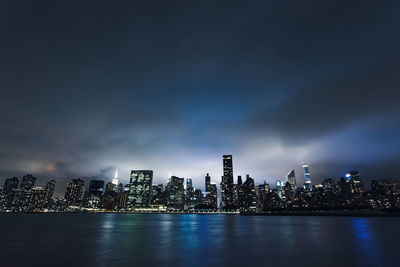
[1,1,400,191]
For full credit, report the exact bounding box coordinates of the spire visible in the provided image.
[112,168,119,186]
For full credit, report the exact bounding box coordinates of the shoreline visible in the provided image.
[1,210,400,217]
[240,211,400,217]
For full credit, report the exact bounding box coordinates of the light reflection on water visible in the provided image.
[0,214,399,267]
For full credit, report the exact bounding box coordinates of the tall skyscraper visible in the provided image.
[3,177,19,194]
[44,180,56,204]
[186,178,195,209]
[220,155,234,210]
[208,182,218,209]
[346,171,364,196]
[205,173,217,209]
[186,178,193,190]
[223,155,233,184]
[112,168,119,187]
[302,164,312,191]
[102,182,119,210]
[237,175,245,208]
[64,178,85,206]
[86,180,105,209]
[3,177,19,209]
[276,180,283,198]
[166,176,185,210]
[151,184,165,205]
[257,182,270,211]
[29,186,46,211]
[127,170,153,207]
[243,174,257,210]
[287,169,297,191]
[19,174,36,191]
[205,173,211,191]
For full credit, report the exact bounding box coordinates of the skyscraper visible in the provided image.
[205,173,217,209]
[3,177,19,194]
[102,182,119,210]
[29,187,46,211]
[237,175,245,208]
[302,164,312,191]
[186,178,193,190]
[112,168,119,187]
[3,177,19,209]
[151,184,165,205]
[243,174,257,210]
[208,182,218,209]
[220,155,234,210]
[276,180,283,198]
[223,155,233,184]
[19,174,36,191]
[287,169,297,191]
[257,182,270,210]
[186,178,195,209]
[346,171,364,196]
[166,176,185,210]
[86,180,105,209]
[64,178,85,206]
[44,180,56,205]
[205,173,211,191]
[127,170,153,207]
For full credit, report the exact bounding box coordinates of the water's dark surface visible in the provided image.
[0,214,399,267]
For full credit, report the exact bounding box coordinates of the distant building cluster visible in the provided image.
[1,155,400,213]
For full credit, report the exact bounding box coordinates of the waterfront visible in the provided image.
[0,214,399,266]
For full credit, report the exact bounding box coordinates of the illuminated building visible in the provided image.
[205,173,211,204]
[257,182,270,210]
[112,168,119,187]
[30,186,46,211]
[287,169,297,191]
[64,178,85,206]
[44,180,56,208]
[302,164,312,191]
[3,177,19,209]
[323,178,335,190]
[205,173,218,209]
[208,182,218,209]
[186,178,193,190]
[44,180,56,202]
[85,180,104,209]
[243,174,257,210]
[19,174,36,191]
[346,171,364,195]
[102,182,119,210]
[237,175,245,208]
[151,184,165,205]
[194,189,203,207]
[4,177,19,194]
[166,176,184,210]
[127,170,153,207]
[276,180,283,198]
[186,178,196,209]
[220,155,235,210]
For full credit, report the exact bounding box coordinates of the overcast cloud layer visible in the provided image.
[1,1,400,193]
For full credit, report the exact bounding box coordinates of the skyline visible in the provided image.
[2,154,400,213]
[1,1,400,190]
[0,155,394,198]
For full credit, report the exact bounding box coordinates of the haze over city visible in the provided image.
[1,1,400,191]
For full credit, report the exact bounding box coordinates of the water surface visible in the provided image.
[0,214,399,266]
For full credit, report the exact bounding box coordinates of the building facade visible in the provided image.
[127,170,153,207]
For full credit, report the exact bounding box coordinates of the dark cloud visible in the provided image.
[250,62,400,143]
